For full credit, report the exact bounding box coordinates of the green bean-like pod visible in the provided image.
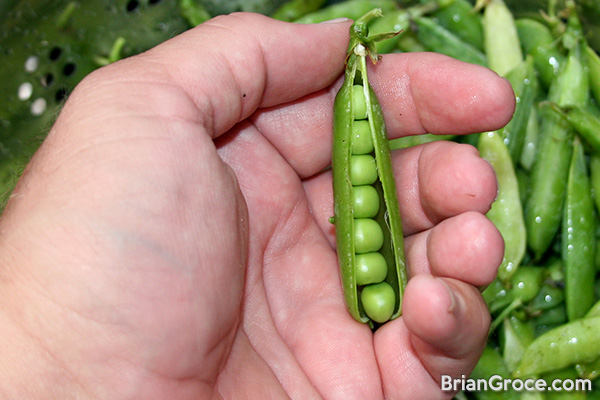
[525,41,589,260]
[482,0,523,76]
[479,131,526,283]
[332,9,406,326]
[562,137,597,321]
[514,315,600,377]
[413,16,487,67]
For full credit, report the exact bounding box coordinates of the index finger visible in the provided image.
[252,52,515,178]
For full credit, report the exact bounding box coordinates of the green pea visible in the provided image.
[360,282,395,323]
[355,252,387,285]
[352,85,368,120]
[352,185,379,218]
[351,120,374,154]
[350,155,378,186]
[353,218,384,253]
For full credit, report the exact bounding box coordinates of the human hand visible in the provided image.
[0,12,514,399]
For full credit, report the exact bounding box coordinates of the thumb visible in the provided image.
[86,13,353,138]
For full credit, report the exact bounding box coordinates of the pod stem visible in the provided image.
[346,8,403,65]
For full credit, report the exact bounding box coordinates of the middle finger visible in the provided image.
[304,140,498,240]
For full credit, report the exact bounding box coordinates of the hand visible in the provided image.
[0,13,514,399]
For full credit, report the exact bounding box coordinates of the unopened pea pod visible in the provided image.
[532,304,567,328]
[591,154,600,216]
[584,298,600,319]
[389,133,455,150]
[482,0,523,77]
[482,277,515,314]
[510,266,543,304]
[412,16,487,66]
[501,315,534,373]
[551,103,600,154]
[429,0,484,51]
[514,315,600,378]
[271,0,326,21]
[294,0,396,24]
[179,0,211,27]
[369,2,437,54]
[470,346,520,400]
[515,18,565,88]
[527,283,564,312]
[585,45,600,105]
[563,137,597,321]
[519,105,539,171]
[478,131,526,282]
[500,55,538,163]
[369,9,411,54]
[332,9,406,326]
[525,42,589,260]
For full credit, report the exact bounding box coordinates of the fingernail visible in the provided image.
[319,17,351,24]
[440,279,457,313]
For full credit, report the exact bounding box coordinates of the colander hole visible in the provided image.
[126,0,140,12]
[55,88,68,102]
[63,63,76,76]
[42,73,54,87]
[49,47,62,61]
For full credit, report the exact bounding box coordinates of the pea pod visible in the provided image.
[528,283,564,312]
[413,16,487,66]
[369,3,437,54]
[179,0,211,27]
[514,315,600,377]
[591,154,600,216]
[551,103,600,154]
[482,277,515,314]
[389,133,455,150]
[519,105,539,171]
[271,0,326,21]
[429,0,484,51]
[478,131,526,282]
[501,315,534,373]
[525,41,589,260]
[500,55,538,163]
[585,45,600,105]
[482,0,523,76]
[294,0,396,24]
[470,346,520,400]
[563,136,597,321]
[332,9,406,326]
[515,18,566,88]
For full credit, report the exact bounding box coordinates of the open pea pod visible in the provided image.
[332,9,406,326]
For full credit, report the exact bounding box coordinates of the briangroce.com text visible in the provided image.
[441,374,592,393]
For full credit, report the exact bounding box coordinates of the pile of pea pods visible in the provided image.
[273,0,600,398]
